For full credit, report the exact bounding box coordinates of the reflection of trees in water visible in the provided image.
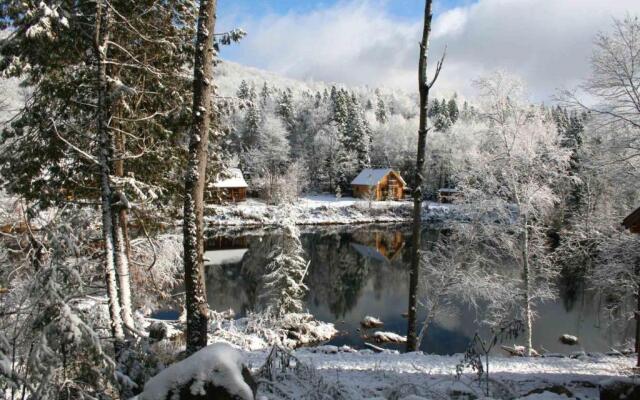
[304,227,411,319]
[558,267,586,313]
[205,233,277,315]
[206,226,411,320]
[304,232,367,319]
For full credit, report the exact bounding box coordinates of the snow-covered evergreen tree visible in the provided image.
[261,222,309,317]
[346,94,371,170]
[375,92,388,124]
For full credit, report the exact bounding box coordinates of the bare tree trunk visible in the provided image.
[112,122,135,332]
[407,0,438,352]
[95,0,124,341]
[183,0,218,353]
[522,217,533,356]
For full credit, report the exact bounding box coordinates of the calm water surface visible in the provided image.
[202,223,633,355]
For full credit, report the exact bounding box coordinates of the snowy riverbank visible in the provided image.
[241,346,636,399]
[205,195,457,226]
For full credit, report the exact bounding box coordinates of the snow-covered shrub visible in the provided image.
[257,346,353,399]
[210,312,337,350]
[130,233,183,310]
[0,206,119,398]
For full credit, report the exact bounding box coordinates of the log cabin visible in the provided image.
[622,206,640,367]
[351,168,406,201]
[209,168,248,203]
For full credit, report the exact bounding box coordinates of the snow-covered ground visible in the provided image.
[241,346,636,399]
[205,195,457,226]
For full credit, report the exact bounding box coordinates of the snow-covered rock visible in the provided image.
[137,343,254,400]
[360,316,384,329]
[373,331,407,344]
[559,334,579,345]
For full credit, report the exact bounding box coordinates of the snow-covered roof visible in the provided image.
[351,168,405,186]
[213,168,248,188]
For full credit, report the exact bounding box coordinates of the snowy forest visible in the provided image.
[1,0,640,399]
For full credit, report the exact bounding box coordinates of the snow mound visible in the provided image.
[138,343,253,400]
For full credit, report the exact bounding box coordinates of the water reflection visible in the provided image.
[203,224,633,355]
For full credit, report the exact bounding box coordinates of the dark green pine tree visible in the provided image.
[237,79,251,100]
[552,106,586,219]
[276,88,295,132]
[347,93,371,170]
[447,97,459,125]
[260,82,271,108]
[428,98,440,118]
[376,94,388,124]
[0,0,199,207]
[242,104,262,148]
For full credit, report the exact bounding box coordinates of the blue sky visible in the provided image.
[218,0,475,21]
[215,0,640,99]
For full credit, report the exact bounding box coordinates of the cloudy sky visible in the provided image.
[217,0,640,100]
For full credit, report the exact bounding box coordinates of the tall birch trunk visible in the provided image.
[112,123,134,331]
[407,0,435,352]
[95,0,124,341]
[183,0,217,353]
[522,216,533,356]
[113,212,134,331]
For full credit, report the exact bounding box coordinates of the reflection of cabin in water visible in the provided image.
[209,168,248,203]
[351,168,406,201]
[351,231,405,262]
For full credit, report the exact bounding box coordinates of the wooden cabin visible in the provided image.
[437,188,462,203]
[351,168,406,201]
[623,207,640,233]
[209,168,248,203]
[622,206,640,368]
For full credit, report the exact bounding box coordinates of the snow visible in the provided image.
[212,168,248,188]
[351,168,406,186]
[210,312,338,351]
[241,348,635,400]
[205,195,450,226]
[204,249,248,265]
[138,343,253,400]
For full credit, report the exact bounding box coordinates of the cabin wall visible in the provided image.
[352,173,405,201]
[210,187,247,203]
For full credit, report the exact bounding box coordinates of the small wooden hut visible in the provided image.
[210,168,248,203]
[351,168,406,201]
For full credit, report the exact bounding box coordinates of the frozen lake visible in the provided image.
[202,223,634,355]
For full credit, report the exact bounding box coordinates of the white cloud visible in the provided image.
[219,0,640,100]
